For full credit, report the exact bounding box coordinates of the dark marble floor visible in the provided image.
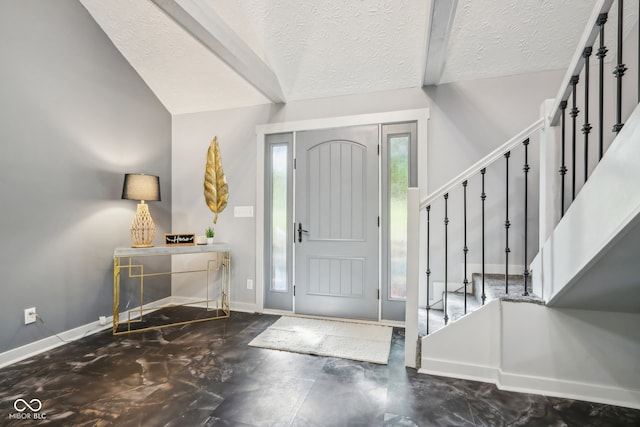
[1,308,639,426]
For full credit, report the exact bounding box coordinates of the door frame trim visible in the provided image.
[255,109,430,314]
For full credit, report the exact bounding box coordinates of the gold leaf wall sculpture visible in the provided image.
[204,137,229,223]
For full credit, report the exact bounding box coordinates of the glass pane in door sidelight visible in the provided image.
[389,135,409,299]
[271,144,288,292]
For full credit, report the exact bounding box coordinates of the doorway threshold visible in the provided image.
[261,309,405,328]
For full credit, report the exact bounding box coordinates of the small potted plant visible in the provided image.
[205,227,215,244]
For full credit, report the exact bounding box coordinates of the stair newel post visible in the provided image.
[613,0,626,133]
[597,13,608,160]
[583,47,592,183]
[480,168,487,305]
[443,193,449,326]
[426,205,431,335]
[560,101,568,217]
[523,139,530,296]
[504,151,511,294]
[570,75,579,201]
[462,180,468,314]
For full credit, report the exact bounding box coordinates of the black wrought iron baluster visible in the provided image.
[481,168,487,304]
[613,0,626,133]
[426,205,431,335]
[523,139,530,296]
[560,101,568,217]
[597,13,608,160]
[462,180,468,314]
[444,193,449,325]
[504,152,510,294]
[570,75,579,201]
[583,47,592,183]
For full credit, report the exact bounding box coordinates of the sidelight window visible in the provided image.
[270,144,288,292]
[382,122,417,306]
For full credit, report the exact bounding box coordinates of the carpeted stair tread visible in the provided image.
[471,272,536,302]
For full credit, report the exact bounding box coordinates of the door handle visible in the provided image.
[297,223,309,243]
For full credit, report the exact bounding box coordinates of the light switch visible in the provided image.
[234,206,254,218]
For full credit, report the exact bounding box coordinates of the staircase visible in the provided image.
[420,273,543,336]
[406,0,640,410]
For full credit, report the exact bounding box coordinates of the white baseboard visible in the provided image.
[230,301,257,313]
[419,357,499,384]
[420,357,640,410]
[0,297,173,369]
[497,370,640,410]
[0,321,110,370]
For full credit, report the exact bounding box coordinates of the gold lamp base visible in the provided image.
[130,201,156,248]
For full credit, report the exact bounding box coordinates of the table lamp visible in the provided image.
[122,173,161,247]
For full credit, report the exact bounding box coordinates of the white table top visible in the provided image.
[114,243,230,257]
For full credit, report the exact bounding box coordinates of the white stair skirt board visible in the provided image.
[249,316,393,365]
[0,296,174,369]
[420,299,640,410]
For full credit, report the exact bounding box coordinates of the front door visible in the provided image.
[294,125,379,320]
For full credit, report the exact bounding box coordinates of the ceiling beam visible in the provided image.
[422,0,458,86]
[150,0,286,104]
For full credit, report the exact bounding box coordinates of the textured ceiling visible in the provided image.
[441,0,597,83]
[232,0,428,102]
[80,0,637,115]
[441,0,639,84]
[79,0,269,114]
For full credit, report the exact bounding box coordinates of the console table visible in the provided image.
[113,244,230,335]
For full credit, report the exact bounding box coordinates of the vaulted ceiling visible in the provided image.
[79,0,632,115]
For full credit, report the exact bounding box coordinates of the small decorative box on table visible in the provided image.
[113,243,230,335]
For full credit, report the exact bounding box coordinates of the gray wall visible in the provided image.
[172,68,563,307]
[0,0,171,353]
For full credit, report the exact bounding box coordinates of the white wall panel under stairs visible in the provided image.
[420,300,640,409]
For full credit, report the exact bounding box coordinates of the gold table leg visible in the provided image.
[113,256,120,334]
[112,250,231,335]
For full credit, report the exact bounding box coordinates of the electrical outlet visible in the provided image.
[247,279,254,290]
[24,307,37,325]
[99,316,107,326]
